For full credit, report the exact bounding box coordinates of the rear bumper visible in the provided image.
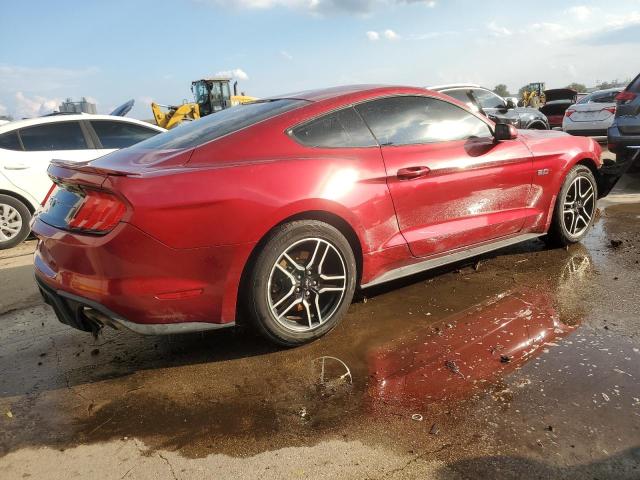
[564,128,608,137]
[36,275,235,335]
[597,149,640,197]
[608,125,640,153]
[32,217,255,334]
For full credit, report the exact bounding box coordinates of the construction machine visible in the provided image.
[151,77,257,129]
[520,82,546,108]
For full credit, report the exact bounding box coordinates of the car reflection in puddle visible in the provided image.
[365,248,592,415]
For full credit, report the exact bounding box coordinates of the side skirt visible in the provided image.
[361,233,543,289]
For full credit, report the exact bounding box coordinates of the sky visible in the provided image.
[1,0,639,119]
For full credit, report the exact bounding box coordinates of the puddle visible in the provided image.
[1,201,639,470]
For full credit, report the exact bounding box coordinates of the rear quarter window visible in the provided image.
[0,131,22,151]
[628,74,640,93]
[289,107,377,148]
[91,120,160,149]
[19,122,88,151]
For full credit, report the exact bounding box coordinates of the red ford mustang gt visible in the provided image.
[32,85,604,346]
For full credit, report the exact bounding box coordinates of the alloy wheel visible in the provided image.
[0,203,22,242]
[267,238,347,332]
[562,176,595,237]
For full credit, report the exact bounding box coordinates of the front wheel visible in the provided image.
[545,165,597,247]
[0,194,32,250]
[247,220,357,346]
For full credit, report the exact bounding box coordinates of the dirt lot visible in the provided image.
[1,170,639,479]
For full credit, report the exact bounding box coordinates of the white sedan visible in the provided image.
[0,113,165,249]
[562,88,622,137]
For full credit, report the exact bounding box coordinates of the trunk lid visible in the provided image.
[86,147,194,175]
[544,88,578,103]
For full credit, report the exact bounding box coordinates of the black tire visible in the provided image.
[0,194,32,250]
[545,165,597,247]
[246,220,357,346]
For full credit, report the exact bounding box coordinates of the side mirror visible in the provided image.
[505,98,517,109]
[494,123,518,141]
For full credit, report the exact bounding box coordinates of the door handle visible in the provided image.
[397,166,430,180]
[3,163,29,170]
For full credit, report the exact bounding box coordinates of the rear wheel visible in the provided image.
[0,195,31,250]
[545,165,597,247]
[247,220,357,346]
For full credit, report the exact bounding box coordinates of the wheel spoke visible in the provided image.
[271,285,296,309]
[568,211,577,234]
[278,297,302,319]
[283,253,305,271]
[318,243,331,276]
[307,240,322,271]
[314,293,323,324]
[275,263,296,284]
[302,299,313,328]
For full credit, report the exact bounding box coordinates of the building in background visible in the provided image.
[58,97,97,114]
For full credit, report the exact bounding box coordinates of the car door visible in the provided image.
[87,120,162,158]
[0,121,95,204]
[355,95,534,258]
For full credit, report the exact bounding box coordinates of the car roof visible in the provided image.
[590,87,623,95]
[0,114,166,134]
[266,84,455,107]
[428,83,482,91]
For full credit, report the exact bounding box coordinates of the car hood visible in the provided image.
[544,88,578,102]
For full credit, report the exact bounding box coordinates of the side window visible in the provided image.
[472,89,506,109]
[592,91,619,103]
[290,107,377,148]
[628,74,640,93]
[577,94,592,104]
[442,89,477,111]
[356,96,492,146]
[0,131,22,151]
[91,121,161,149]
[19,122,88,151]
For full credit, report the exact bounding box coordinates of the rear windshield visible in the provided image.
[131,99,307,150]
[628,74,640,93]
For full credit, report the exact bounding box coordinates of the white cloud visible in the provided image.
[215,68,249,80]
[487,21,512,37]
[14,92,60,118]
[383,29,399,40]
[280,50,294,60]
[567,5,593,21]
[367,29,399,41]
[366,30,380,41]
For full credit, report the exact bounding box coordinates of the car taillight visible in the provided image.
[615,91,637,103]
[68,190,126,233]
[564,109,575,117]
[41,183,57,207]
[603,106,616,114]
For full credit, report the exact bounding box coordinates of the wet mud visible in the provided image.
[1,193,639,478]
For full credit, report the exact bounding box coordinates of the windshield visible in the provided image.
[130,99,308,150]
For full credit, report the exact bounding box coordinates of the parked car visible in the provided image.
[562,88,623,137]
[605,74,640,193]
[0,113,165,249]
[430,84,550,129]
[540,88,578,128]
[33,85,606,347]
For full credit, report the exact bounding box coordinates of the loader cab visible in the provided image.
[191,78,233,117]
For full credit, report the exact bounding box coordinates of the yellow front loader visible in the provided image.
[151,102,200,130]
[152,77,257,129]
